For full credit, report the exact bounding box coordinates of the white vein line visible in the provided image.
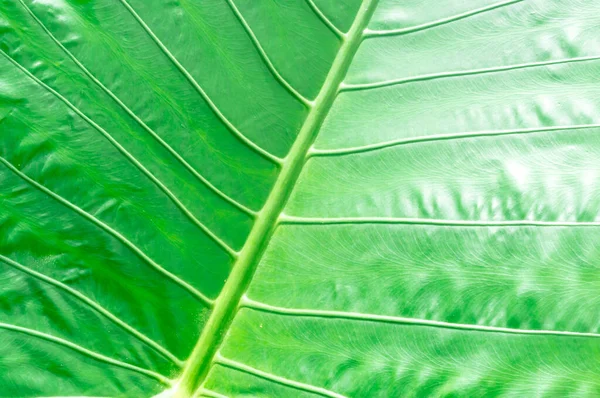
[197,389,230,398]
[0,49,238,259]
[241,297,600,338]
[279,214,600,227]
[214,354,345,398]
[364,0,524,38]
[14,1,256,219]
[0,157,215,307]
[305,0,346,39]
[308,123,600,157]
[0,322,172,385]
[118,0,283,165]
[0,254,183,366]
[341,55,600,92]
[226,0,313,108]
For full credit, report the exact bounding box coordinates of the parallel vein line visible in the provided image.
[308,123,600,157]
[226,0,313,107]
[118,0,283,165]
[197,388,230,398]
[241,297,600,338]
[305,0,346,39]
[279,215,600,227]
[341,55,600,91]
[0,322,171,384]
[15,0,255,218]
[0,50,237,258]
[0,254,182,366]
[214,354,345,398]
[0,157,214,306]
[364,0,523,37]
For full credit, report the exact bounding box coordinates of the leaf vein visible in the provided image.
[214,354,346,398]
[118,0,283,165]
[279,215,600,227]
[16,0,256,218]
[308,123,600,157]
[242,297,600,338]
[341,55,600,92]
[0,254,182,366]
[173,2,381,394]
[305,0,346,39]
[364,0,524,38]
[226,0,313,107]
[196,388,230,398]
[0,156,214,306]
[0,322,172,385]
[0,50,238,258]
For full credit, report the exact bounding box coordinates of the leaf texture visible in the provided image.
[1,0,599,396]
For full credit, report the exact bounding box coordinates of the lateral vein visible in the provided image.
[226,0,313,107]
[16,0,256,218]
[308,123,600,157]
[279,215,600,227]
[214,354,346,398]
[196,388,230,398]
[341,55,600,91]
[118,0,283,165]
[305,0,346,39]
[0,50,238,259]
[241,297,600,338]
[0,157,214,307]
[364,0,523,38]
[0,254,182,366]
[0,322,172,385]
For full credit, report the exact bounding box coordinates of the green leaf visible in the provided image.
[1,0,599,396]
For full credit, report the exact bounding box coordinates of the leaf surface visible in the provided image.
[1,0,600,396]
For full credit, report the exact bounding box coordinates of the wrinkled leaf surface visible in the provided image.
[1,0,599,396]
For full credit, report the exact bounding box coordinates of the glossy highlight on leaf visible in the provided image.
[1,0,599,396]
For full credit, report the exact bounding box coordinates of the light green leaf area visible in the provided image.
[1,0,599,396]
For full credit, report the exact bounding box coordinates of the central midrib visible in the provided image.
[172,1,380,395]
